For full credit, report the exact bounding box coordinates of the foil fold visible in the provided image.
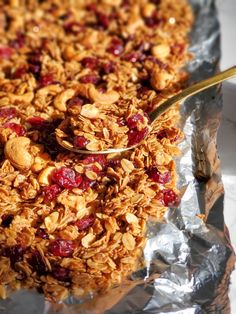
[1,0,235,313]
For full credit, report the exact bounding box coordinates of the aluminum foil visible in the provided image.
[0,1,235,313]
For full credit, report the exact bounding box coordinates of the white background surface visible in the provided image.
[216,0,236,312]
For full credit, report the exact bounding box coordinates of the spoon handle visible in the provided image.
[148,66,236,122]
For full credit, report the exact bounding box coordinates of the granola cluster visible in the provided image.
[0,0,193,301]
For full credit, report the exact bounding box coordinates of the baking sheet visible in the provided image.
[0,0,235,313]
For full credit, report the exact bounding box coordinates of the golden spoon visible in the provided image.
[56,66,236,155]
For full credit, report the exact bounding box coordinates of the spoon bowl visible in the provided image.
[56,66,236,154]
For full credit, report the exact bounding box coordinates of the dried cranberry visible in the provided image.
[73,136,89,148]
[156,129,168,140]
[147,167,171,184]
[128,127,148,146]
[80,73,100,85]
[83,155,106,168]
[145,12,163,28]
[107,158,121,168]
[35,228,49,239]
[81,57,99,70]
[107,38,124,56]
[0,107,17,120]
[12,66,28,79]
[79,176,96,191]
[86,3,97,12]
[30,251,48,275]
[67,96,85,109]
[126,114,145,129]
[100,61,116,74]
[51,266,70,282]
[26,116,49,130]
[51,167,82,189]
[1,214,14,227]
[96,12,110,29]
[28,51,41,64]
[2,245,25,267]
[76,215,95,231]
[0,46,13,59]
[9,33,25,49]
[43,184,61,202]
[162,189,180,207]
[122,52,143,63]
[64,22,83,34]
[29,63,41,75]
[3,122,26,136]
[48,239,75,257]
[39,73,55,87]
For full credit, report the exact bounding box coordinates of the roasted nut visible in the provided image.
[44,212,59,233]
[88,85,120,105]
[4,137,34,170]
[151,44,170,60]
[38,166,56,186]
[150,69,173,90]
[54,89,76,112]
[142,3,156,18]
[80,104,99,119]
[8,92,34,104]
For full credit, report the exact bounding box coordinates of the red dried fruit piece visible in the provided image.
[81,57,99,70]
[64,22,83,34]
[67,96,84,109]
[147,167,171,184]
[51,167,82,189]
[0,107,17,120]
[162,189,180,207]
[39,73,55,87]
[35,228,49,239]
[145,12,163,28]
[107,38,124,56]
[0,46,13,59]
[126,114,145,129]
[2,245,25,267]
[79,176,96,191]
[1,214,14,227]
[156,129,168,140]
[3,122,26,136]
[83,154,106,168]
[12,66,28,79]
[122,52,144,63]
[9,33,25,49]
[26,116,49,130]
[48,239,75,257]
[73,136,90,148]
[30,250,48,275]
[80,73,100,85]
[107,158,121,168]
[51,266,70,282]
[100,61,116,74]
[76,215,95,231]
[96,12,110,29]
[43,184,61,202]
[128,127,148,146]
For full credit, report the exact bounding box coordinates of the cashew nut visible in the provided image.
[4,137,34,171]
[8,92,34,104]
[80,104,100,119]
[54,89,76,112]
[150,69,173,91]
[38,166,56,186]
[151,44,170,61]
[88,85,120,105]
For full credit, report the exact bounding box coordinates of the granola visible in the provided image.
[0,0,193,302]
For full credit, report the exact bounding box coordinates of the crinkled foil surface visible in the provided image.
[0,1,235,313]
